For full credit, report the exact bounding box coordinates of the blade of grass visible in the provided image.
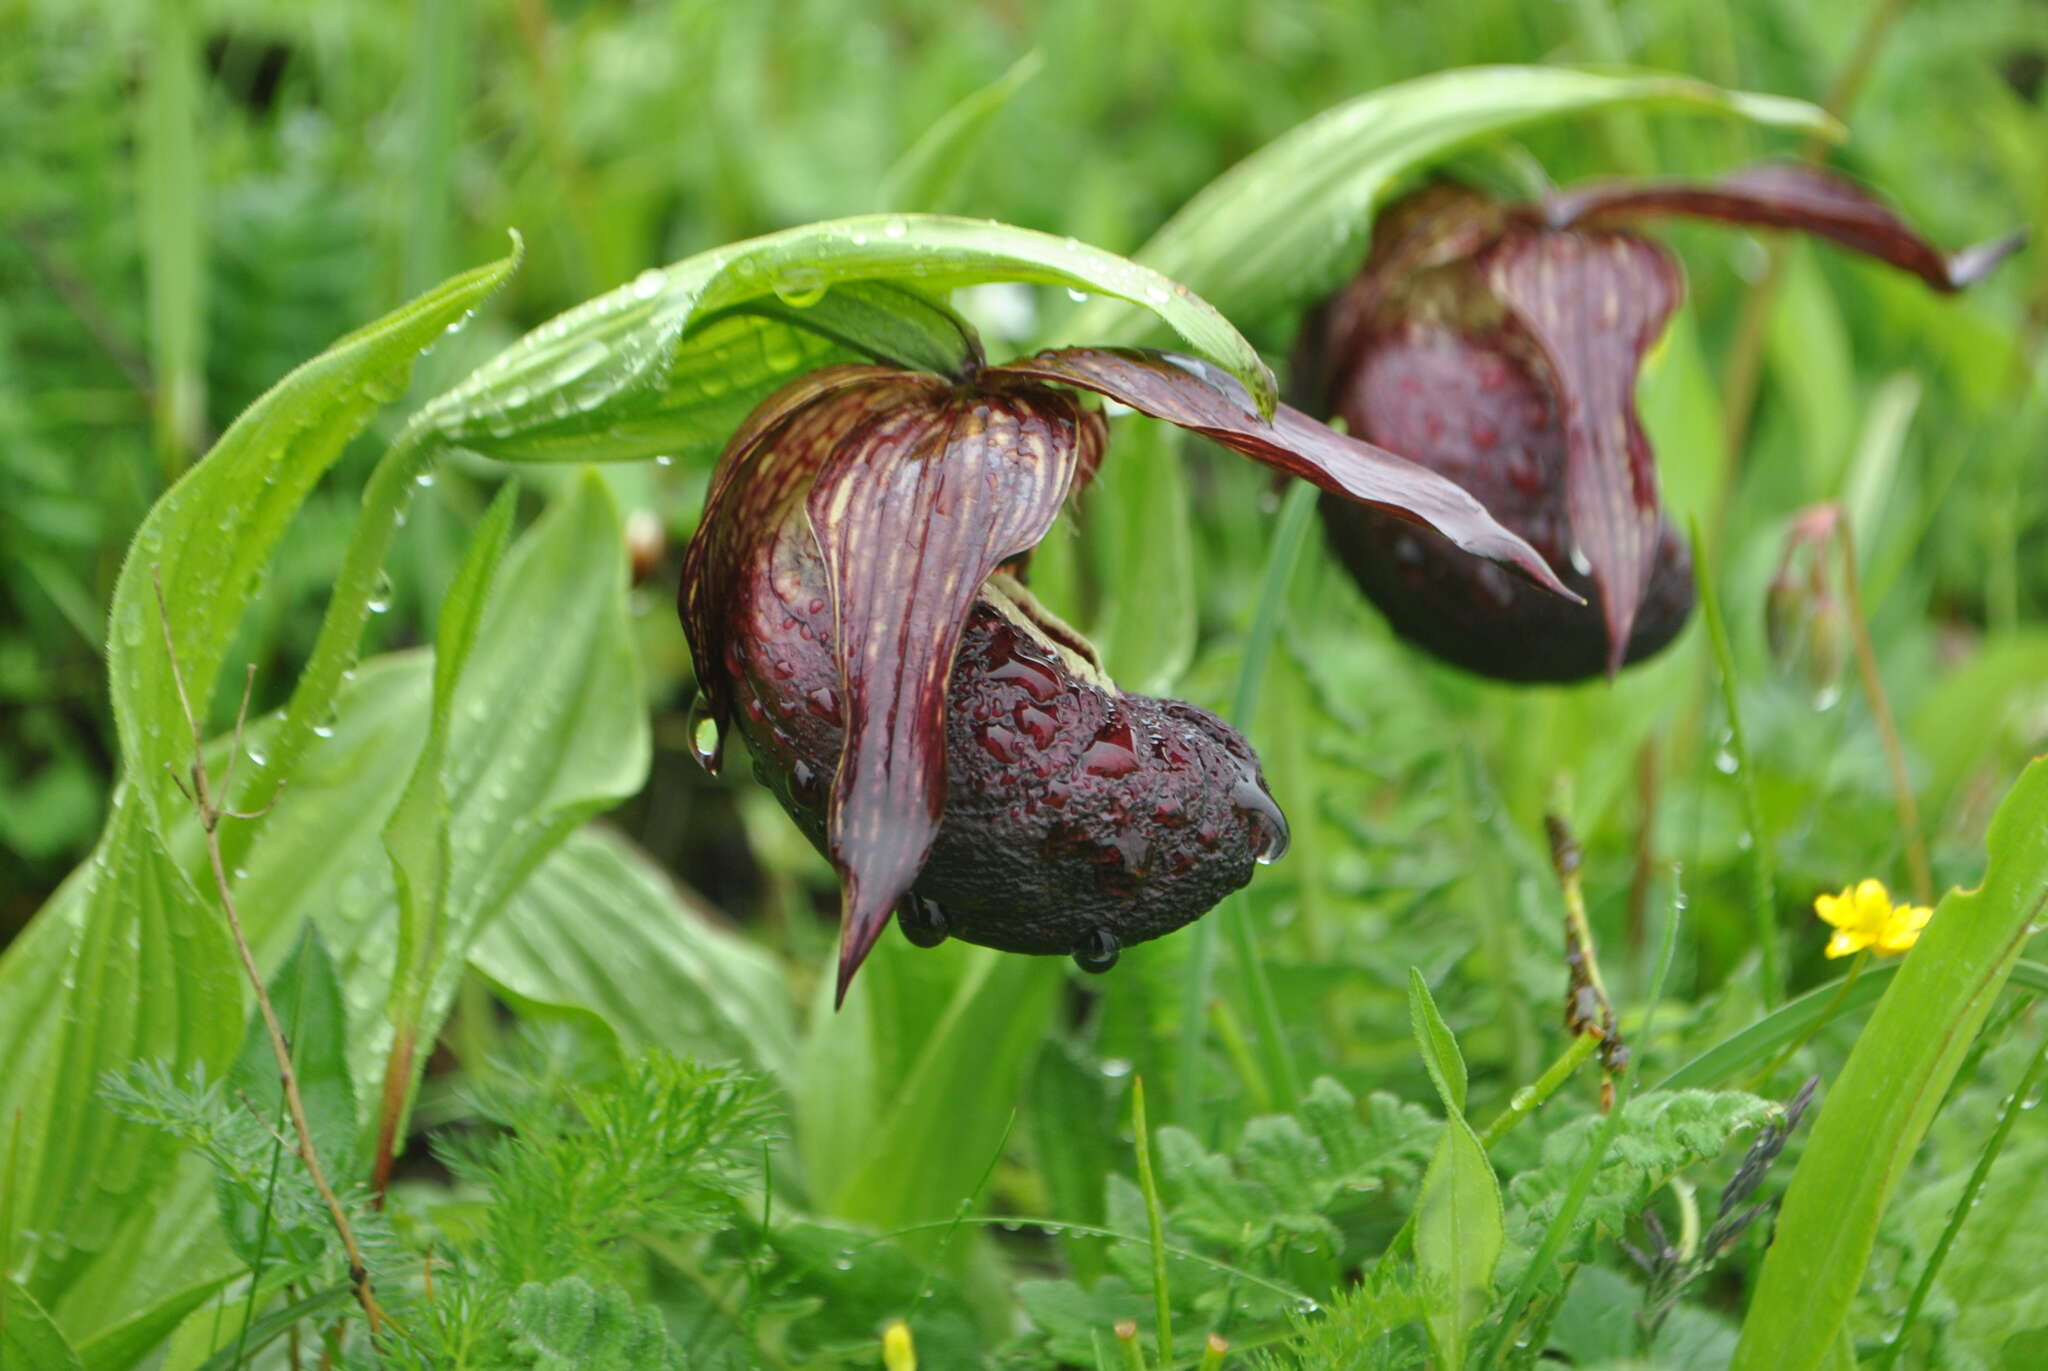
[1878,1010,2048,1370]
[1692,515,1781,1006]
[1131,1077,1172,1366]
[1176,479,1318,1129]
[1659,959,2048,1090]
[138,0,207,476]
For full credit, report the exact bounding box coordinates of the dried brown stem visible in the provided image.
[151,567,386,1337]
[1547,811,1630,1108]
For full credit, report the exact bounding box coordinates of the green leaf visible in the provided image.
[796,939,1059,1243]
[72,1268,236,1371]
[423,214,1276,465]
[1659,961,2048,1092]
[501,1278,681,1371]
[726,280,980,376]
[1063,66,1838,346]
[0,249,518,1336]
[1408,968,1468,1115]
[383,482,519,1025]
[355,471,648,1119]
[107,242,521,835]
[877,50,1044,214]
[1414,1113,1503,1371]
[3,1278,84,1371]
[469,825,798,1091]
[1501,1090,1777,1287]
[1734,757,2048,1371]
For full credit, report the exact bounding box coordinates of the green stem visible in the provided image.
[1477,1032,1602,1150]
[1132,1077,1174,1367]
[1880,1011,2048,1370]
[224,427,440,865]
[1693,516,1782,1006]
[1176,480,1317,1126]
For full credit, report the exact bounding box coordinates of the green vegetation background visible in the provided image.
[3,1,2046,1368]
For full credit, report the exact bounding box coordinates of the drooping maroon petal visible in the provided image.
[1482,230,1682,674]
[680,366,931,734]
[1542,163,2023,292]
[806,385,1089,1003]
[989,346,1576,601]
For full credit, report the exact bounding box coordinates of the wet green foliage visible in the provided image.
[4,1,2048,1368]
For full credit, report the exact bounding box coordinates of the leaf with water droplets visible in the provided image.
[425,214,1274,465]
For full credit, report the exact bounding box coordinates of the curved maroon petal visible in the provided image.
[1543,163,2023,292]
[680,366,930,733]
[806,385,1088,1003]
[989,346,1577,602]
[1482,229,1683,676]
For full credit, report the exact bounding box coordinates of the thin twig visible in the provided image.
[151,566,386,1337]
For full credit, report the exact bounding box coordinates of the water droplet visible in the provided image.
[245,741,268,767]
[897,892,949,949]
[631,267,666,300]
[1065,288,1090,303]
[1293,1297,1321,1315]
[414,469,436,488]
[1232,775,1290,864]
[1072,928,1119,974]
[367,571,395,615]
[1569,542,1593,577]
[687,694,725,774]
[833,1251,854,1271]
[1510,1086,1537,1112]
[654,454,675,467]
[1100,1057,1133,1078]
[1714,746,1739,775]
[771,268,827,308]
[1144,284,1169,305]
[883,216,908,240]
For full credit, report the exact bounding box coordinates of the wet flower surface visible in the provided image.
[681,344,1570,1000]
[1301,164,2021,681]
[1814,878,1932,959]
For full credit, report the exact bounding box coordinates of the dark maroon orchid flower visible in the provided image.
[1299,163,2022,681]
[679,343,1573,1002]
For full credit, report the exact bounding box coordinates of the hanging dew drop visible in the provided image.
[368,571,395,615]
[414,469,437,488]
[1065,288,1089,303]
[1714,746,1739,775]
[687,694,724,774]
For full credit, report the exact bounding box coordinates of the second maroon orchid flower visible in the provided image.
[1299,162,2021,681]
[680,342,1573,1002]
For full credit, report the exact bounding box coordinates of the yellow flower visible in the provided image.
[1814,879,1932,959]
[883,1319,917,1371]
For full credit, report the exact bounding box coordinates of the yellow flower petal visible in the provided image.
[1874,904,1933,956]
[1825,927,1870,959]
[1814,887,1859,930]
